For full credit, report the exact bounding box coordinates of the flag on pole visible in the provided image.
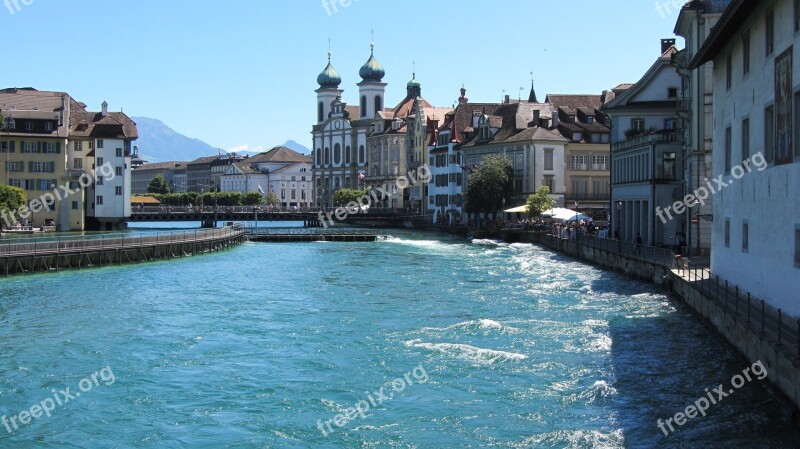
[257,184,264,194]
[359,172,365,181]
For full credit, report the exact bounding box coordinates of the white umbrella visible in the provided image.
[564,214,592,222]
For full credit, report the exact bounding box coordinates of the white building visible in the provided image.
[70,101,138,231]
[221,146,313,208]
[690,0,800,315]
[311,47,375,207]
[673,0,732,255]
[604,40,683,246]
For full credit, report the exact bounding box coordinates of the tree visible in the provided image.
[147,174,169,194]
[243,192,262,206]
[0,185,27,229]
[526,186,552,219]
[332,188,369,206]
[265,191,279,206]
[463,154,515,219]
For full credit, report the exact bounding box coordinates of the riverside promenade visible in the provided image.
[504,230,800,419]
[0,226,246,276]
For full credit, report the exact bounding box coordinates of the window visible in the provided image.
[45,142,57,153]
[766,8,775,56]
[0,141,11,152]
[742,221,749,253]
[5,161,23,172]
[30,162,54,173]
[74,141,82,151]
[315,149,321,166]
[45,122,52,131]
[88,141,94,150]
[97,195,103,205]
[359,145,365,163]
[796,0,800,32]
[665,118,678,130]
[667,87,678,98]
[334,143,341,165]
[72,201,78,210]
[742,118,750,162]
[324,147,330,165]
[765,105,775,163]
[115,186,123,196]
[281,189,286,199]
[796,226,800,267]
[542,177,554,191]
[544,150,554,170]
[97,157,104,166]
[572,132,582,141]
[662,152,676,179]
[742,31,750,75]
[586,116,594,124]
[97,139,104,149]
[116,148,123,157]
[726,53,732,89]
[795,93,800,160]
[291,190,296,200]
[724,219,730,248]
[360,96,367,117]
[345,145,351,164]
[96,176,103,185]
[26,121,33,131]
[374,96,382,114]
[115,167,123,176]
[724,127,732,172]
[22,142,37,153]
[631,118,645,132]
[69,181,79,189]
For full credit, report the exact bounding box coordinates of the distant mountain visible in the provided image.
[131,117,218,163]
[282,140,310,155]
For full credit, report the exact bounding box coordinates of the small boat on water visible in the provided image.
[3,225,41,234]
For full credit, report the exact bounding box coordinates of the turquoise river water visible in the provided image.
[0,227,798,448]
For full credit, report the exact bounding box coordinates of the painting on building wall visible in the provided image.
[775,47,793,165]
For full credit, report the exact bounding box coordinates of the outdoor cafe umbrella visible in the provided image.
[564,213,593,222]
[503,205,529,214]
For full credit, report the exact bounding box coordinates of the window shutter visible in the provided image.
[38,141,43,153]
[50,162,55,173]
[56,142,61,154]
[9,141,14,153]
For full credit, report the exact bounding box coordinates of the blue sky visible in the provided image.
[1,0,686,153]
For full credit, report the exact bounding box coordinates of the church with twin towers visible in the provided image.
[311,42,450,210]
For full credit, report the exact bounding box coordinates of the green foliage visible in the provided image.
[146,174,170,194]
[265,191,279,206]
[242,192,263,206]
[463,155,514,217]
[332,188,369,206]
[525,186,552,218]
[0,185,26,227]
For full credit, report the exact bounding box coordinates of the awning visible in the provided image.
[503,205,528,213]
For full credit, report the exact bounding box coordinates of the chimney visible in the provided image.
[504,95,510,104]
[661,38,676,54]
[101,101,108,116]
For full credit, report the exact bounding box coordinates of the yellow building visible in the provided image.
[1,88,137,231]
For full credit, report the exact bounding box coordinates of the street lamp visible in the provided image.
[574,200,579,222]
[616,200,622,239]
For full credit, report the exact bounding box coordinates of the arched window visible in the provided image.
[374,96,382,114]
[318,102,324,123]
[324,147,330,165]
[360,96,367,117]
[315,148,321,166]
[359,145,365,164]
[334,143,341,165]
[345,145,351,164]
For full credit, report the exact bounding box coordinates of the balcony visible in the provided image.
[677,97,691,114]
[613,130,680,152]
[565,193,611,202]
[672,49,693,71]
[65,168,85,179]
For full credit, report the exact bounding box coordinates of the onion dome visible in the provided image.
[407,73,420,89]
[359,43,385,82]
[317,52,341,89]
